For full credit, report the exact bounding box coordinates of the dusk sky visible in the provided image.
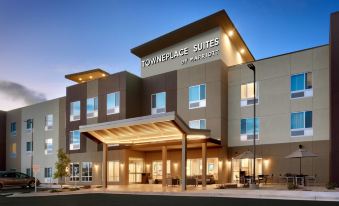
[0,0,338,111]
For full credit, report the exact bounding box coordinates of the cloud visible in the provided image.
[0,80,47,106]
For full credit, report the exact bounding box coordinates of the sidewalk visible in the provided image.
[8,184,339,202]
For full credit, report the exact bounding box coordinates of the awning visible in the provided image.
[79,112,211,145]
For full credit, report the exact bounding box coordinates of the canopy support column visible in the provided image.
[102,143,108,188]
[181,134,187,191]
[162,146,167,187]
[202,142,207,188]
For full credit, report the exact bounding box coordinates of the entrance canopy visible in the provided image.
[80,112,211,145]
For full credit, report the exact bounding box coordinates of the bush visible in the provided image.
[287,182,298,190]
[326,182,337,190]
[83,185,91,189]
[216,184,237,189]
[69,187,80,191]
[50,189,62,193]
[96,185,103,188]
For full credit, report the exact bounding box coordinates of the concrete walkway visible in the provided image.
[8,184,339,202]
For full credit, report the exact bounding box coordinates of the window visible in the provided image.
[81,162,93,181]
[189,119,206,129]
[26,168,32,176]
[186,158,218,179]
[10,122,16,136]
[87,97,98,118]
[189,84,206,109]
[107,92,120,115]
[45,114,53,130]
[10,143,16,158]
[70,163,80,181]
[240,118,260,141]
[70,101,81,121]
[291,72,313,98]
[26,119,33,130]
[45,139,53,155]
[151,92,166,114]
[44,167,52,178]
[26,141,32,152]
[108,161,120,182]
[152,160,170,180]
[69,130,80,150]
[241,82,259,106]
[291,111,313,136]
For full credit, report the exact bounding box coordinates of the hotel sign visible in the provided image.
[141,37,220,68]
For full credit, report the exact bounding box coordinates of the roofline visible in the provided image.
[228,44,329,69]
[130,10,254,61]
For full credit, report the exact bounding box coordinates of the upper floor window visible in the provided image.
[26,141,32,152]
[45,114,53,130]
[240,118,260,141]
[241,82,259,107]
[87,97,98,118]
[10,122,16,136]
[45,138,53,155]
[291,72,313,98]
[107,92,120,115]
[82,162,93,182]
[291,111,313,137]
[10,143,16,158]
[151,92,166,114]
[189,119,206,129]
[69,130,80,150]
[189,84,206,109]
[26,119,33,131]
[70,101,81,121]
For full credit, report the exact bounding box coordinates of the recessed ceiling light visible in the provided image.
[228,30,234,37]
[89,76,93,79]
[79,78,82,81]
[102,74,106,77]
[240,49,245,54]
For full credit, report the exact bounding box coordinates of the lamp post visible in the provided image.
[247,63,258,189]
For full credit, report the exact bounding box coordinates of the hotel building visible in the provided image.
[0,10,339,190]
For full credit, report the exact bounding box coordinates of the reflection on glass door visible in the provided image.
[129,158,144,183]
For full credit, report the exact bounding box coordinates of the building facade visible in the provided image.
[1,10,339,188]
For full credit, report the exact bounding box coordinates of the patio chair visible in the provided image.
[305,174,317,186]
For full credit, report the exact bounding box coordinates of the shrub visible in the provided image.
[326,182,337,190]
[287,182,298,190]
[83,185,91,189]
[96,185,103,188]
[69,187,80,191]
[50,189,62,193]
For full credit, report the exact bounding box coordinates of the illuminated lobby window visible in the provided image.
[152,160,170,180]
[70,162,80,181]
[81,162,93,182]
[108,161,120,182]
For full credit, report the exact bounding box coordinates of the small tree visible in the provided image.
[54,149,71,189]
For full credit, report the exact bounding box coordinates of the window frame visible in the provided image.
[10,122,16,136]
[188,119,206,129]
[70,101,81,122]
[107,92,120,115]
[151,92,166,114]
[290,111,313,137]
[87,97,98,119]
[188,84,206,109]
[240,82,259,107]
[240,118,260,141]
[44,138,53,155]
[26,141,32,153]
[45,114,53,130]
[290,72,313,99]
[69,162,80,182]
[44,167,52,178]
[69,130,80,150]
[81,162,93,182]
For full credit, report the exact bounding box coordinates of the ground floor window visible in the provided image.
[129,158,144,183]
[186,158,218,179]
[26,168,32,176]
[152,160,170,180]
[108,161,120,182]
[231,158,262,182]
[44,167,52,178]
[70,162,80,181]
[81,162,93,182]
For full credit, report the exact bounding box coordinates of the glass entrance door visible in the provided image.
[129,158,144,183]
